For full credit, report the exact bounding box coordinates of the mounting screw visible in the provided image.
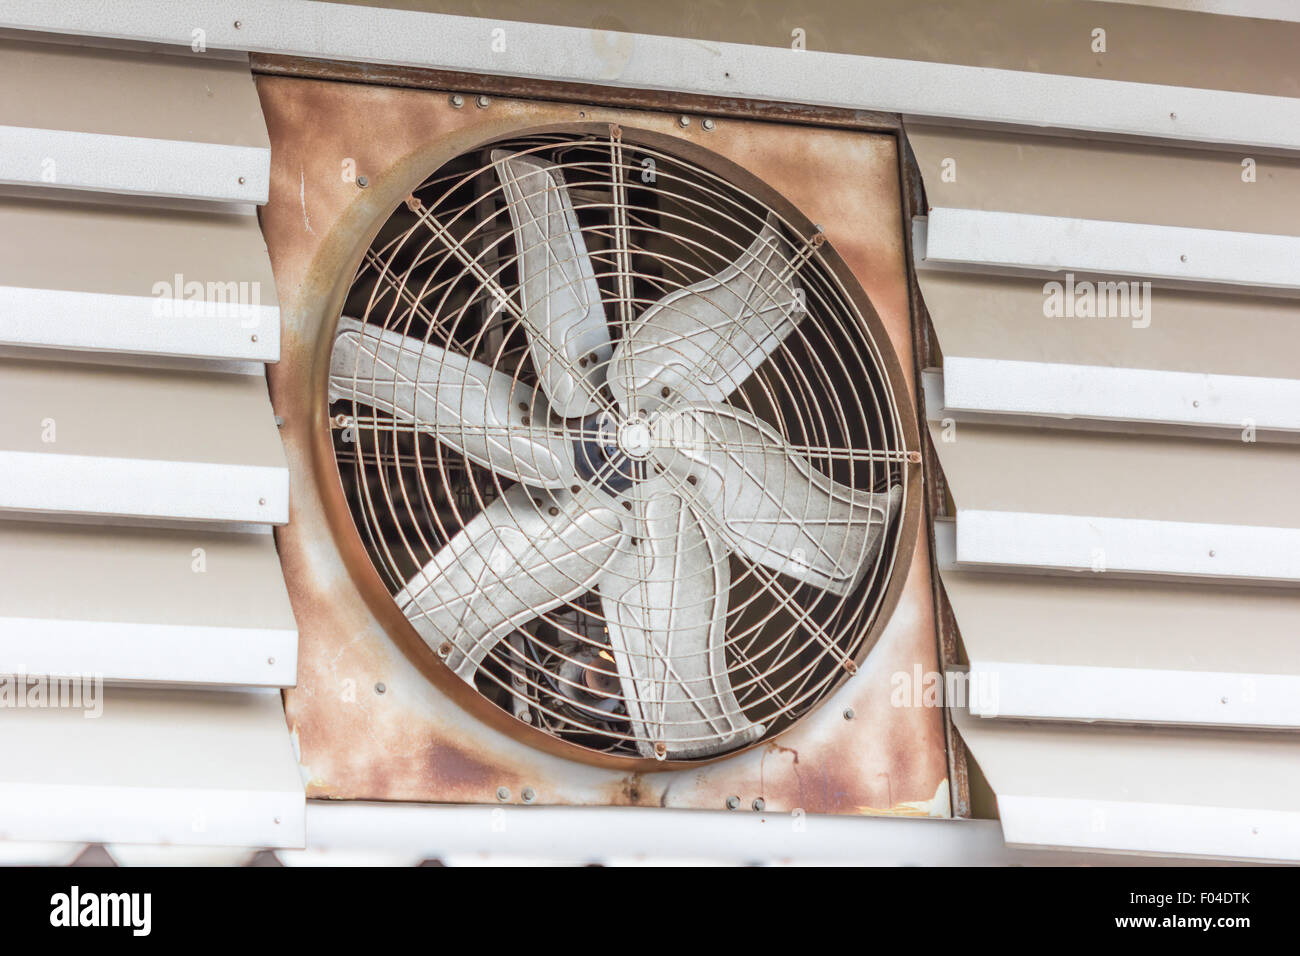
[843,659,859,675]
[653,741,668,759]
[374,682,386,695]
[677,114,691,128]
[437,641,452,658]
[476,94,491,109]
[752,798,766,812]
[843,707,855,720]
[548,506,559,516]
[725,795,741,810]
[496,786,511,802]
[449,94,465,108]
[238,176,246,185]
[357,175,369,188]
[234,20,242,29]
[522,787,536,803]
[702,118,716,131]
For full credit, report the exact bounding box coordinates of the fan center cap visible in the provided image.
[616,419,653,459]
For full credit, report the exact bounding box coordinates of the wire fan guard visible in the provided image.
[328,127,913,763]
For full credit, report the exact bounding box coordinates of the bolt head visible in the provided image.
[843,707,855,720]
[496,786,511,802]
[450,94,465,108]
[357,175,369,188]
[677,115,691,128]
[476,94,491,109]
[374,682,386,695]
[752,798,766,812]
[725,795,740,810]
[522,787,536,803]
[702,118,716,131]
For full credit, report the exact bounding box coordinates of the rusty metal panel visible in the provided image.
[260,74,947,815]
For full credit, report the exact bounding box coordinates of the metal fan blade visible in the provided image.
[493,150,613,418]
[651,403,901,595]
[608,213,803,414]
[598,475,763,759]
[329,316,578,488]
[395,484,626,681]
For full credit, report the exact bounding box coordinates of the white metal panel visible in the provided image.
[953,704,1300,862]
[0,37,269,202]
[0,359,288,524]
[940,357,1300,433]
[0,687,304,848]
[915,209,1300,291]
[0,195,279,361]
[4,0,1300,151]
[0,521,297,686]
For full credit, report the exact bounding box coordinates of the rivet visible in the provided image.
[570,484,581,494]
[1221,696,1229,704]
[518,402,529,412]
[449,94,465,108]
[660,386,670,398]
[686,475,698,486]
[357,175,369,188]
[522,787,536,803]
[653,741,668,759]
[702,118,716,131]
[273,816,280,824]
[1192,400,1199,407]
[843,707,855,720]
[258,497,266,505]
[496,786,511,801]
[548,506,559,516]
[268,657,276,666]
[375,682,386,694]
[521,416,530,426]
[437,641,452,657]
[238,176,246,185]
[234,20,242,29]
[579,356,588,368]
[251,334,258,342]
[677,115,691,128]
[844,659,859,675]
[476,95,491,109]
[1209,549,1216,557]
[1180,254,1188,262]
[725,795,740,810]
[1170,112,1177,120]
[622,500,633,510]
[752,798,765,812]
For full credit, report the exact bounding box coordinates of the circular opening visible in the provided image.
[326,127,915,762]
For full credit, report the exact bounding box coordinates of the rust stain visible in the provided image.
[260,74,948,815]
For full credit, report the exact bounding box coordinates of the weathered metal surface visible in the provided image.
[260,74,947,814]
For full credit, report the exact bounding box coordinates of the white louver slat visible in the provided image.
[0,34,302,851]
[935,521,1300,728]
[0,522,297,686]
[911,119,1300,860]
[0,194,279,361]
[0,36,269,203]
[0,687,304,848]
[951,703,1300,863]
[0,359,288,524]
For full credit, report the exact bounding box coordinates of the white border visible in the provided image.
[955,509,1300,583]
[4,0,1300,151]
[0,617,297,687]
[916,209,1300,290]
[0,286,280,362]
[0,125,269,204]
[0,450,289,524]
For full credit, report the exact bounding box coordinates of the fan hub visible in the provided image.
[616,418,653,459]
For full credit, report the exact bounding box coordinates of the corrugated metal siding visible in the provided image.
[0,35,302,848]
[909,118,1300,861]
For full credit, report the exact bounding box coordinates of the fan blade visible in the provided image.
[598,475,763,759]
[329,316,578,489]
[608,213,803,414]
[395,484,626,681]
[493,151,613,418]
[651,403,901,595]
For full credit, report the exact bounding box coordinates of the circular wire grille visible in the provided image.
[329,128,912,761]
